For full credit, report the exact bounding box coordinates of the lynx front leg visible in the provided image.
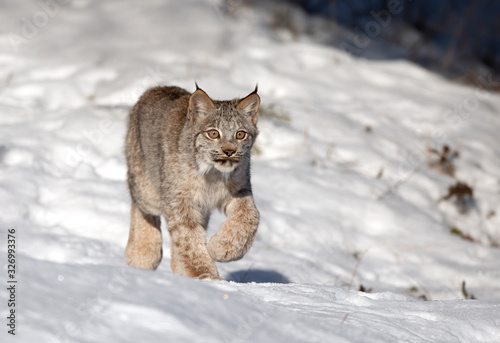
[125,202,163,270]
[167,217,221,281]
[208,196,259,262]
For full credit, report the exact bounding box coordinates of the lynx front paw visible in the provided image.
[208,228,256,263]
[125,242,162,270]
[198,273,224,281]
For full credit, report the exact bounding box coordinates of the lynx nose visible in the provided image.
[223,149,235,157]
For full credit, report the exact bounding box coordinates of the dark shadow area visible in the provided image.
[226,269,291,284]
[279,0,500,84]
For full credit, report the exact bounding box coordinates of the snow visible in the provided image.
[1,0,500,342]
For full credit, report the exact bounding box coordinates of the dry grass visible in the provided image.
[427,144,459,177]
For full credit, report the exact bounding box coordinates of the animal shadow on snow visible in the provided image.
[226,269,290,284]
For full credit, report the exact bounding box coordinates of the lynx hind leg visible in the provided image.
[125,202,163,270]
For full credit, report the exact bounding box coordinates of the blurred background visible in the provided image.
[277,0,500,85]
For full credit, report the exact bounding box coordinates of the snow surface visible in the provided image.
[1,0,500,342]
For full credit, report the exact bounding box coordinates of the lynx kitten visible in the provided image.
[124,84,260,280]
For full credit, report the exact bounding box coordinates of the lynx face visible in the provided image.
[189,90,260,174]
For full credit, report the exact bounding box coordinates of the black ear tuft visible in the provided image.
[195,81,201,91]
[250,84,258,95]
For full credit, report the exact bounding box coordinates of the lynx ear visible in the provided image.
[188,89,215,122]
[237,87,260,125]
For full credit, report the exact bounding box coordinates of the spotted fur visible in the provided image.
[124,85,260,280]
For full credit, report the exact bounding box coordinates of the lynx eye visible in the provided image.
[206,129,220,139]
[235,131,247,140]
